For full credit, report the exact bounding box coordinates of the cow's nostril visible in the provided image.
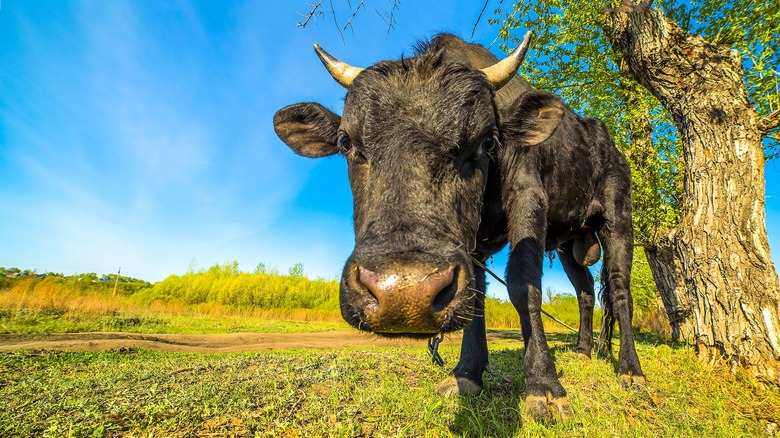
[357,267,381,301]
[351,266,380,309]
[357,266,456,308]
[431,268,457,312]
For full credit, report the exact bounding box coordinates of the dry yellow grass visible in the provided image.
[0,278,344,326]
[1,279,131,315]
[0,277,658,336]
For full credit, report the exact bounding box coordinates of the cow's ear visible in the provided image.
[503,92,565,146]
[274,103,341,157]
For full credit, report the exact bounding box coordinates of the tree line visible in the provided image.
[3,260,667,332]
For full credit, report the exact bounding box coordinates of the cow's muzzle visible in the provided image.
[340,257,472,335]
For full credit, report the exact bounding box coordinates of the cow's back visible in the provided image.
[422,34,628,242]
[538,114,628,231]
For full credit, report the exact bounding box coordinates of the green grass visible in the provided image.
[0,309,350,335]
[2,334,777,437]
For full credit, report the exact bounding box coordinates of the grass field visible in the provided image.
[0,276,352,335]
[2,333,778,437]
[1,274,775,436]
[0,276,601,335]
[0,308,350,335]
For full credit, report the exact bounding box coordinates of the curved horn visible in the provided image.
[313,44,364,88]
[480,31,532,90]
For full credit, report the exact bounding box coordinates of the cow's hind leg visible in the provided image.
[557,241,595,358]
[509,238,572,422]
[598,198,645,387]
[437,264,488,397]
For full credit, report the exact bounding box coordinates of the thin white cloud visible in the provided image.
[1,2,315,281]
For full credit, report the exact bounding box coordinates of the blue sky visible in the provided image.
[1,1,778,301]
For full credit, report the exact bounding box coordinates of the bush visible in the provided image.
[1,259,666,336]
[631,246,664,333]
[140,261,340,312]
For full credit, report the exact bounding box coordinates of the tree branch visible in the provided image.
[759,109,780,134]
[340,0,366,37]
[376,0,400,37]
[329,0,341,41]
[472,0,503,39]
[296,1,325,28]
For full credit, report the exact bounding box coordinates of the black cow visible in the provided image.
[273,32,644,422]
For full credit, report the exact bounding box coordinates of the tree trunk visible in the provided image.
[643,234,688,341]
[604,2,780,383]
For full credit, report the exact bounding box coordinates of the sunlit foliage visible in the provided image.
[2,261,664,334]
[491,1,684,244]
[137,261,339,311]
[491,0,778,237]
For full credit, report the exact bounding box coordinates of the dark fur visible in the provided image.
[273,34,644,418]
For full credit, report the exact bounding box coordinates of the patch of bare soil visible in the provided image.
[0,331,523,353]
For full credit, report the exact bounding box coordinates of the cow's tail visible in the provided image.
[596,262,616,358]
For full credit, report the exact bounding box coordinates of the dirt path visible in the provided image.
[0,331,524,353]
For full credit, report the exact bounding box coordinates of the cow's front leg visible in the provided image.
[437,264,488,396]
[508,238,572,422]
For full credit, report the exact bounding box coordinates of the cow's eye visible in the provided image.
[338,135,353,153]
[338,134,367,163]
[481,135,499,153]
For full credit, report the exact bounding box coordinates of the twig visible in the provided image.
[329,0,342,42]
[487,2,514,50]
[759,109,780,134]
[340,0,366,37]
[472,0,503,39]
[284,390,306,420]
[296,1,324,28]
[472,0,491,39]
[300,0,399,39]
[376,0,400,37]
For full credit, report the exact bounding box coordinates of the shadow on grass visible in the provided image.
[633,331,687,349]
[449,329,684,435]
[449,348,526,437]
[487,328,686,349]
[448,334,576,436]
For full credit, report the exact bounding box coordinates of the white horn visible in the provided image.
[313,44,364,88]
[480,31,532,90]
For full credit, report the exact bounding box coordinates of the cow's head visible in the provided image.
[274,32,557,336]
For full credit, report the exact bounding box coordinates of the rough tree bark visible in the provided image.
[604,0,780,383]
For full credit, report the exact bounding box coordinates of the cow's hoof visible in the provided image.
[524,394,573,423]
[436,375,483,397]
[620,373,646,388]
